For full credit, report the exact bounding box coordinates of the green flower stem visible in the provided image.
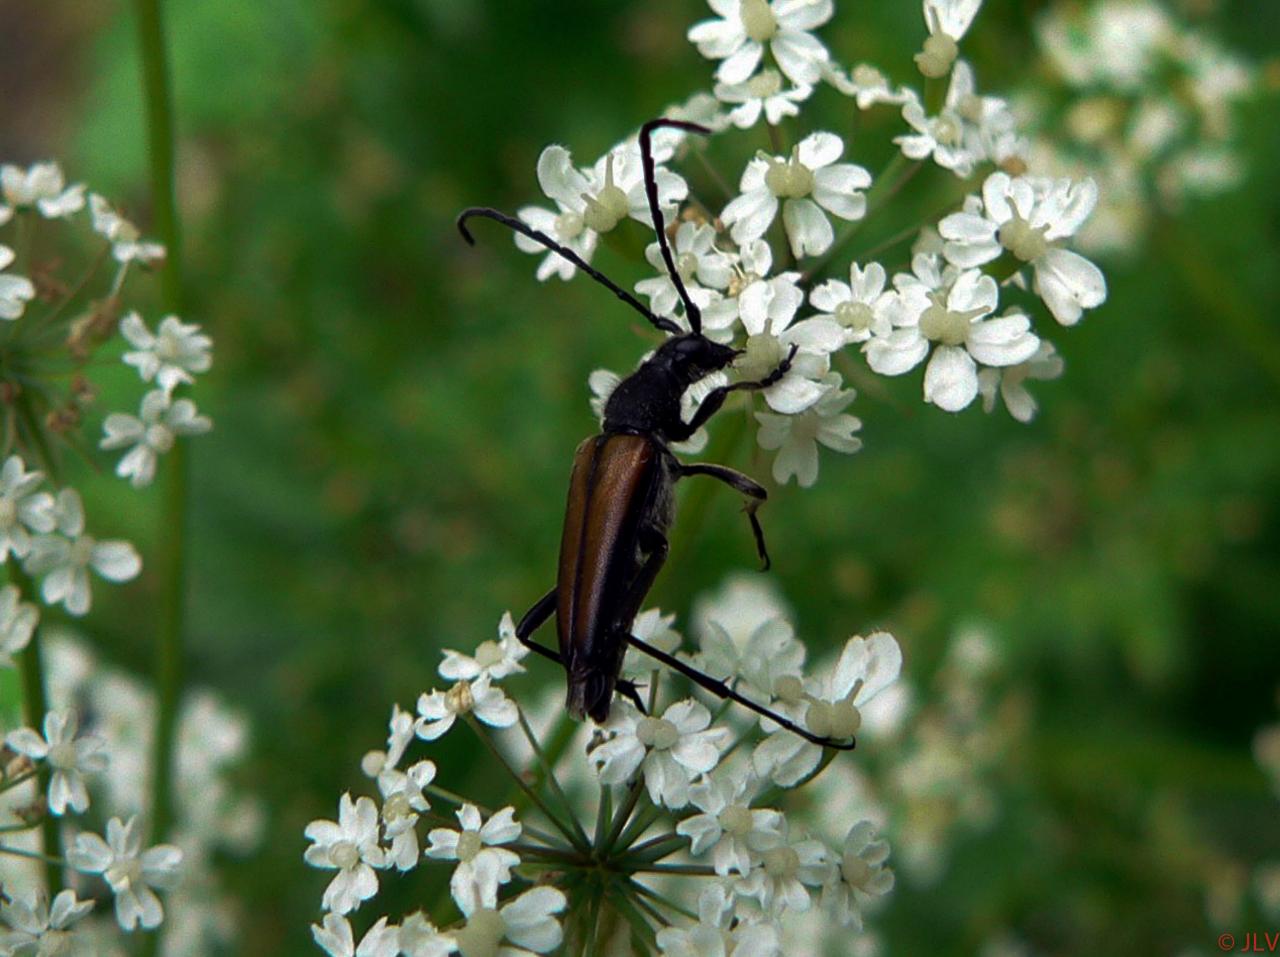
[602,777,647,855]
[0,844,65,866]
[614,798,665,853]
[630,878,697,921]
[628,889,674,930]
[630,863,716,876]
[609,889,660,953]
[594,782,613,850]
[517,709,589,847]
[9,561,60,893]
[463,715,588,852]
[133,0,189,883]
[0,770,37,795]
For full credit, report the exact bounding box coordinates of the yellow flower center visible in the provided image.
[997,215,1050,262]
[635,716,679,750]
[456,908,506,957]
[764,151,815,199]
[740,0,778,42]
[915,33,958,78]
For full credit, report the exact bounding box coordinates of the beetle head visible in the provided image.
[659,334,740,383]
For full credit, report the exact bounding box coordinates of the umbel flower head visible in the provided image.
[303,586,901,954]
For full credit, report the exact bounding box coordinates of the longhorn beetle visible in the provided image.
[457,119,855,751]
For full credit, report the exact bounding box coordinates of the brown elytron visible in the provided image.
[558,435,665,720]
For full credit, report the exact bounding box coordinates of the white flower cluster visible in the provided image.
[1028,0,1255,253]
[0,160,213,492]
[508,0,1109,488]
[303,581,901,954]
[0,636,263,955]
[103,312,213,488]
[0,456,140,617]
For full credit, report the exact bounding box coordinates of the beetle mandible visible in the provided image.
[458,119,855,751]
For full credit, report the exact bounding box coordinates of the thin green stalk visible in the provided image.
[609,889,660,954]
[463,715,588,852]
[518,709,589,847]
[593,783,613,851]
[10,561,60,893]
[0,769,37,795]
[603,777,647,854]
[630,879,697,921]
[613,799,665,853]
[0,845,64,865]
[133,0,189,879]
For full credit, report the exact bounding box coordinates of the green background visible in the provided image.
[3,0,1278,953]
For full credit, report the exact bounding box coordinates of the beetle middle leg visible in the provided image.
[516,586,648,712]
[678,463,773,571]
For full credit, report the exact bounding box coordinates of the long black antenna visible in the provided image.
[457,206,682,336]
[638,119,711,336]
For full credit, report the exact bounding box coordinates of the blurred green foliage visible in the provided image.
[4,0,1279,953]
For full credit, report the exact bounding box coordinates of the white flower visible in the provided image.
[895,62,1015,177]
[621,607,684,680]
[0,454,55,561]
[915,0,984,78]
[89,194,165,264]
[453,885,566,957]
[657,918,780,957]
[635,221,733,319]
[119,311,213,393]
[0,583,38,667]
[0,244,36,321]
[590,699,731,808]
[677,767,783,876]
[864,255,1039,412]
[100,389,213,488]
[398,912,458,957]
[311,913,401,957]
[688,0,833,86]
[732,823,833,916]
[303,793,387,915]
[416,673,518,740]
[692,575,791,683]
[24,488,142,616]
[938,172,1107,325]
[733,279,846,415]
[809,261,895,343]
[425,803,522,912]
[722,132,871,258]
[378,758,436,870]
[5,708,108,815]
[715,69,813,128]
[439,612,530,685]
[702,239,800,341]
[821,820,894,930]
[977,339,1064,423]
[361,703,420,779]
[517,143,686,281]
[823,61,913,110]
[0,888,94,955]
[0,162,85,218]
[68,815,183,931]
[755,375,862,487]
[754,631,902,786]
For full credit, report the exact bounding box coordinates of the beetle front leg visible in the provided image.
[678,463,773,571]
[672,343,801,439]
